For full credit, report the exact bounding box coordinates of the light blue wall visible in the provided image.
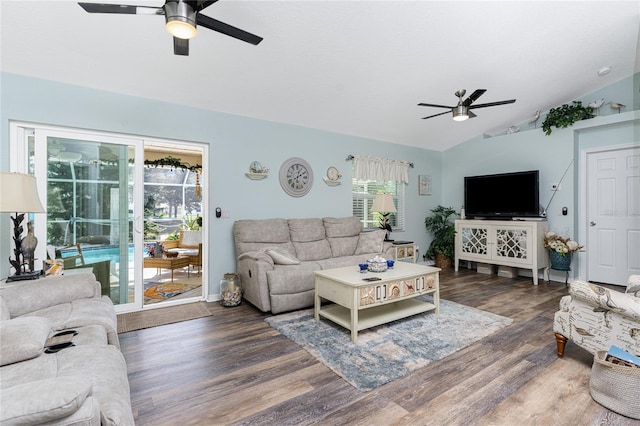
[2,71,638,290]
[442,74,639,280]
[0,72,442,293]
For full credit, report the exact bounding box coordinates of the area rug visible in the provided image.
[143,281,201,304]
[265,296,512,391]
[117,302,212,333]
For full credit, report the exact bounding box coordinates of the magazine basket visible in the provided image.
[589,350,640,419]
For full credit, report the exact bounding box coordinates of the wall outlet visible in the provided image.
[550,183,561,191]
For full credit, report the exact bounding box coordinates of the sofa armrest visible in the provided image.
[0,273,100,318]
[236,254,275,312]
[569,280,640,321]
[0,376,93,425]
[382,243,396,260]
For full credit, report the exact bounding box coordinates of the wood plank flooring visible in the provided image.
[118,268,640,426]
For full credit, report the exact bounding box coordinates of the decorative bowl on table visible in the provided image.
[367,256,388,272]
[165,251,179,258]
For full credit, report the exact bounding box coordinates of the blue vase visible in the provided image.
[550,251,572,271]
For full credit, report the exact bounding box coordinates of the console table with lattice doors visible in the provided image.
[454,219,549,285]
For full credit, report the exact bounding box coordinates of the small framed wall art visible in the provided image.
[419,174,431,196]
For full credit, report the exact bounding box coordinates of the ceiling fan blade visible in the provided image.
[469,111,477,118]
[417,103,455,109]
[194,0,220,11]
[196,13,263,45]
[174,37,189,56]
[462,89,486,107]
[422,111,451,120]
[78,2,163,15]
[468,99,516,109]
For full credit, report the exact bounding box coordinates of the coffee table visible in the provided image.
[314,262,440,342]
[143,256,190,282]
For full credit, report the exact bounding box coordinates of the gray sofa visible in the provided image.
[0,273,134,425]
[233,216,396,313]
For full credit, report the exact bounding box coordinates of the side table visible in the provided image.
[392,242,417,263]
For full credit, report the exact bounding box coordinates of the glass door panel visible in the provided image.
[30,129,144,312]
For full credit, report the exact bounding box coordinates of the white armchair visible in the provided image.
[553,276,640,357]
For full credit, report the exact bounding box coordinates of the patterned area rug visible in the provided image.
[265,296,512,391]
[143,281,201,304]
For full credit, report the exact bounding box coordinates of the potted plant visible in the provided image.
[424,206,458,269]
[541,101,595,135]
[543,231,584,270]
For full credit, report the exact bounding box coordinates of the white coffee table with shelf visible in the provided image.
[314,262,440,342]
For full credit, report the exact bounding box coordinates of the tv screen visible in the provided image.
[464,170,540,219]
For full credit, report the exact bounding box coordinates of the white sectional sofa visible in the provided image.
[0,273,134,425]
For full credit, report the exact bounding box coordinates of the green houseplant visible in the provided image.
[424,206,458,268]
[541,101,595,135]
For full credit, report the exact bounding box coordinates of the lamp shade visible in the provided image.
[0,173,46,213]
[371,193,397,213]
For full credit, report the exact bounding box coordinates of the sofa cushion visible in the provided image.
[293,240,333,261]
[323,216,362,237]
[288,218,326,242]
[0,274,99,318]
[263,246,300,265]
[355,230,386,255]
[0,376,93,425]
[267,263,320,295]
[288,218,332,261]
[0,317,51,366]
[0,296,9,321]
[233,219,291,255]
[327,236,359,257]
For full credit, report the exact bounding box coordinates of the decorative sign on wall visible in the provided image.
[419,175,431,196]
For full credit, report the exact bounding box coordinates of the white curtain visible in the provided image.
[352,155,410,183]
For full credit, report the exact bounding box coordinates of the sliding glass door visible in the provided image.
[13,124,144,312]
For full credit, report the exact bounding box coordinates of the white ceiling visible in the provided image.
[1,1,639,151]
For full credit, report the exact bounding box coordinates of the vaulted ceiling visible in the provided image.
[1,1,638,151]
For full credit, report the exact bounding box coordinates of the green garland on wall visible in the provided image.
[144,155,201,172]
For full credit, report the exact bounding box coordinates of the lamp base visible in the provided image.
[6,270,42,282]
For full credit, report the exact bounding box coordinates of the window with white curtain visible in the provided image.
[350,155,409,231]
[352,179,405,231]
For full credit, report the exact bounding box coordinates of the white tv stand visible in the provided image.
[454,219,549,285]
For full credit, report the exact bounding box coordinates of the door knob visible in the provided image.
[590,221,597,227]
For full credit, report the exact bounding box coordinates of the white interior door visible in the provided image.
[586,146,640,285]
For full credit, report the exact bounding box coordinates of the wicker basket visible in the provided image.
[589,350,640,419]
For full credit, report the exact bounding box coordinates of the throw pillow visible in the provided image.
[0,317,51,366]
[627,275,640,297]
[355,230,386,255]
[263,246,300,265]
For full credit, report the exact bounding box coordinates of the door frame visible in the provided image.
[579,142,638,283]
[9,121,209,312]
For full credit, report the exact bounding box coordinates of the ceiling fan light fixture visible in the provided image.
[164,1,197,39]
[166,19,197,39]
[452,105,469,121]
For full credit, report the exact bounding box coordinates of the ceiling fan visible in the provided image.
[78,0,263,56]
[418,89,516,121]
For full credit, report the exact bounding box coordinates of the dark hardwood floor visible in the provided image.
[119,268,640,426]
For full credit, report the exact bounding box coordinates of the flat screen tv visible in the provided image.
[464,170,540,219]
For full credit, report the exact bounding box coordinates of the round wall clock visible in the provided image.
[279,157,313,197]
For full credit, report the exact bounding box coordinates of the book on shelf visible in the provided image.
[605,345,640,368]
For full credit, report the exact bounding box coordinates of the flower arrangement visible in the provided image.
[543,232,583,256]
